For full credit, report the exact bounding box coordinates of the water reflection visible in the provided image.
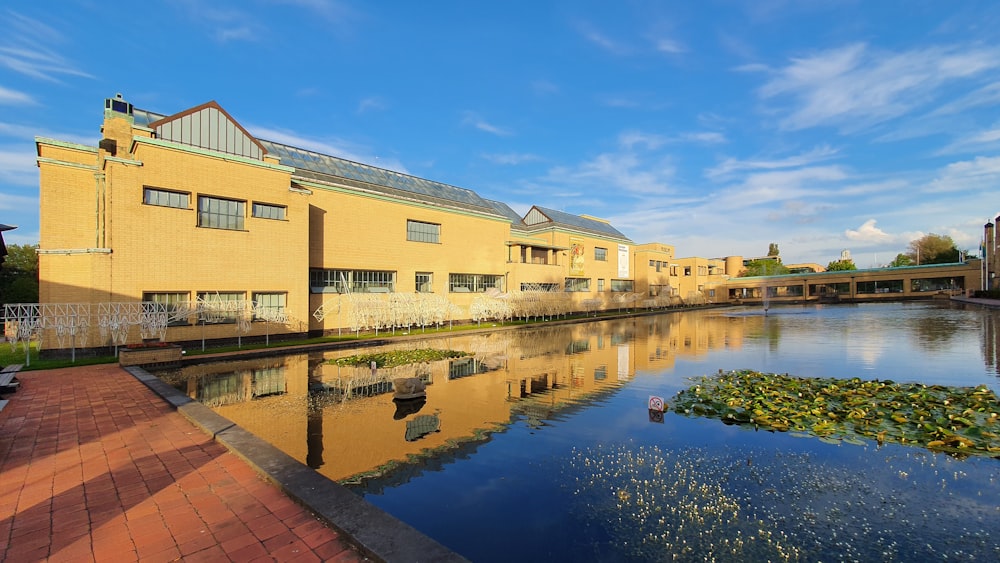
[153,302,1000,560]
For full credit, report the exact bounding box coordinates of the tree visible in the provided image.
[739,259,789,277]
[826,259,857,271]
[767,243,780,257]
[907,234,960,265]
[0,243,38,304]
[889,253,913,267]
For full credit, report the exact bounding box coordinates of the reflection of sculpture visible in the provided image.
[393,377,427,399]
[393,396,427,420]
[405,414,440,441]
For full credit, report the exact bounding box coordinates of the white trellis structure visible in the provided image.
[4,298,297,357]
[314,293,463,336]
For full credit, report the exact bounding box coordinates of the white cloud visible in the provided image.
[654,38,685,54]
[482,153,542,165]
[706,145,839,178]
[0,85,34,105]
[0,145,40,187]
[357,97,387,114]
[619,131,666,150]
[576,23,628,55]
[758,42,1000,131]
[461,112,512,137]
[927,155,1000,193]
[845,219,896,244]
[0,122,95,147]
[541,151,675,197]
[0,11,93,82]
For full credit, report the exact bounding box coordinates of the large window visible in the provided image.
[252,202,286,220]
[252,292,286,321]
[595,247,607,261]
[416,272,433,293]
[143,187,189,209]
[197,292,245,323]
[407,220,440,243]
[309,269,396,293]
[198,196,245,230]
[449,273,502,293]
[565,278,591,292]
[142,292,190,325]
[911,277,963,292]
[611,280,634,292]
[856,280,904,294]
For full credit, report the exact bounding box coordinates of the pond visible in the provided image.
[154,302,1000,561]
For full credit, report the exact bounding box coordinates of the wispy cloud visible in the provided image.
[0,144,42,187]
[357,96,387,114]
[927,155,1000,193]
[653,37,686,55]
[541,151,676,197]
[577,22,629,55]
[756,42,1000,131]
[0,190,37,211]
[266,0,356,22]
[482,153,542,165]
[461,112,513,136]
[175,1,264,43]
[0,122,95,146]
[706,145,839,178]
[250,125,409,174]
[0,11,93,82]
[0,85,34,105]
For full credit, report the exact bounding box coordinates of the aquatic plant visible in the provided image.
[329,348,470,368]
[670,370,1000,457]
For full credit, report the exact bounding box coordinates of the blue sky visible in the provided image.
[2,1,1000,265]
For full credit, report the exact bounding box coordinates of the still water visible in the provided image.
[156,302,1000,561]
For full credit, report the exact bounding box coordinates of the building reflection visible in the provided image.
[161,312,765,484]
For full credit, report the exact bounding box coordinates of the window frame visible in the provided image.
[407,220,441,243]
[448,273,503,293]
[415,272,434,293]
[142,291,191,326]
[197,195,246,231]
[196,291,246,324]
[564,277,591,292]
[251,201,286,221]
[595,247,608,261]
[143,187,190,210]
[309,269,396,294]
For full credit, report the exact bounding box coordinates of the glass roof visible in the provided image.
[259,140,494,209]
[531,206,631,241]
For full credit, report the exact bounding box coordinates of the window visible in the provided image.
[197,292,245,323]
[407,220,440,243]
[598,279,605,292]
[416,272,433,292]
[142,292,190,326]
[198,196,245,230]
[252,202,286,220]
[856,280,904,294]
[520,282,559,292]
[595,247,607,261]
[448,273,502,293]
[309,269,396,293]
[252,292,286,321]
[649,260,655,267]
[611,280,634,292]
[143,187,189,209]
[565,278,590,292]
[684,266,692,276]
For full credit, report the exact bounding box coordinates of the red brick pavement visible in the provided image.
[0,363,366,562]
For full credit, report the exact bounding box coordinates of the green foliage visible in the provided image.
[889,253,913,267]
[739,259,790,277]
[1,243,39,305]
[825,259,857,271]
[767,243,780,257]
[671,370,1000,457]
[331,348,470,368]
[907,233,961,265]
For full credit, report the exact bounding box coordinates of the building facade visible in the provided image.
[27,94,983,352]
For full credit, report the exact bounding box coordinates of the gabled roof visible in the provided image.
[484,200,527,228]
[523,206,631,242]
[146,101,266,161]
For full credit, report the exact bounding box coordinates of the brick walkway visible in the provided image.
[0,364,365,562]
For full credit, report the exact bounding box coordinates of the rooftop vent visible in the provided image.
[105,93,132,116]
